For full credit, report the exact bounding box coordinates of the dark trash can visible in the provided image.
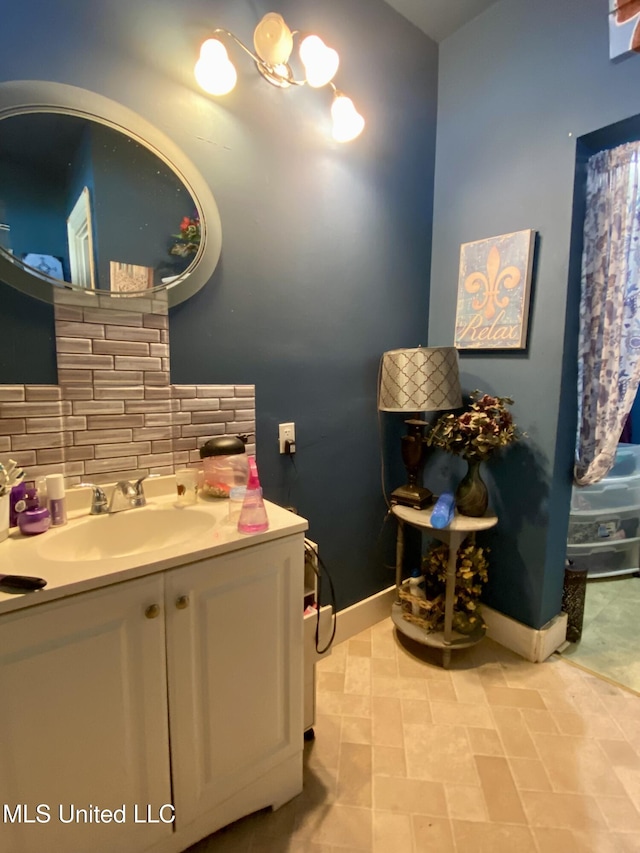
[562,560,588,643]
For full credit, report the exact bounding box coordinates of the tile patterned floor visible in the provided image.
[187,618,640,853]
[561,576,640,694]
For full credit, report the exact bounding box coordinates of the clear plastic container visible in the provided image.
[567,507,639,544]
[609,443,640,477]
[567,538,640,578]
[199,435,249,498]
[175,467,198,505]
[570,475,640,512]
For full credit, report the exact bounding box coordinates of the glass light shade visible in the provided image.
[195,39,237,96]
[253,12,294,65]
[299,35,339,88]
[331,94,365,143]
[378,347,462,412]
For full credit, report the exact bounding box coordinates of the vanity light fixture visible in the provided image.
[194,12,365,143]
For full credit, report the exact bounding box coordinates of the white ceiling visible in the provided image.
[382,0,500,42]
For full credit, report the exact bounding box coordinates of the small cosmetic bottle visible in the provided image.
[45,473,67,527]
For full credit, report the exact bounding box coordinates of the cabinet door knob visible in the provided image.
[176,595,190,610]
[145,603,161,619]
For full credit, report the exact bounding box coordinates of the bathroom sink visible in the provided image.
[39,506,215,562]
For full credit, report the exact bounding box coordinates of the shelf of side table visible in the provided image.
[391,504,498,667]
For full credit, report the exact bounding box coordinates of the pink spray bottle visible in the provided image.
[237,456,269,534]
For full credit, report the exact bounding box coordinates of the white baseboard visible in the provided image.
[482,605,568,662]
[335,586,568,663]
[334,585,397,645]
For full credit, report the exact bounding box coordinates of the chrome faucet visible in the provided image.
[78,476,148,515]
[79,483,109,515]
[109,476,148,513]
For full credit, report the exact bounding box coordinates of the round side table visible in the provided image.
[391,503,498,668]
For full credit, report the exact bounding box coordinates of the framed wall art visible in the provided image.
[454,229,535,351]
[22,253,65,281]
[608,0,640,60]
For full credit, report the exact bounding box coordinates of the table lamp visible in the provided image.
[378,346,462,509]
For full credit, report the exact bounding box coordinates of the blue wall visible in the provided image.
[8,0,635,628]
[89,123,196,288]
[430,0,640,627]
[0,156,69,274]
[0,0,438,610]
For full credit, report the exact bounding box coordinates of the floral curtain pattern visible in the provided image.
[575,141,640,486]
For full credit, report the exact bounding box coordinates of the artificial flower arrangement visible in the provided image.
[427,390,521,516]
[398,538,490,635]
[427,391,519,461]
[169,215,201,258]
[422,539,490,635]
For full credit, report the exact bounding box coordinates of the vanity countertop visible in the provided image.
[0,486,308,617]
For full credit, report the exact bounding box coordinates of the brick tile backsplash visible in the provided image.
[105,325,161,343]
[0,290,255,486]
[25,386,62,402]
[0,386,26,402]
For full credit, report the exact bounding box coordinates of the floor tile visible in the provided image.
[373,775,447,816]
[474,754,527,823]
[508,756,552,791]
[483,684,547,709]
[411,815,455,852]
[598,794,640,832]
[337,743,372,807]
[530,732,627,795]
[341,715,372,745]
[466,725,504,756]
[372,744,407,777]
[452,819,537,853]
[372,811,412,853]
[560,576,640,693]
[443,783,488,822]
[186,616,640,853]
[402,722,479,784]
[519,789,606,830]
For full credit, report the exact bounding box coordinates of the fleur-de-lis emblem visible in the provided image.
[464,245,521,320]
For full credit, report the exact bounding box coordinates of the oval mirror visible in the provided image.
[0,81,222,306]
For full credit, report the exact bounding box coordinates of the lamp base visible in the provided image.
[390,483,433,511]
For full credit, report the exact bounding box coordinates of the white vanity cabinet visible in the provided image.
[165,536,303,841]
[0,528,305,853]
[0,574,173,853]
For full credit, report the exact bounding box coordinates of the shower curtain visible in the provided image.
[575,140,640,486]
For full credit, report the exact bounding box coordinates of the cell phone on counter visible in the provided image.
[0,574,47,592]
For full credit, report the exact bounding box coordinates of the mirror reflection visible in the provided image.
[0,113,200,294]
